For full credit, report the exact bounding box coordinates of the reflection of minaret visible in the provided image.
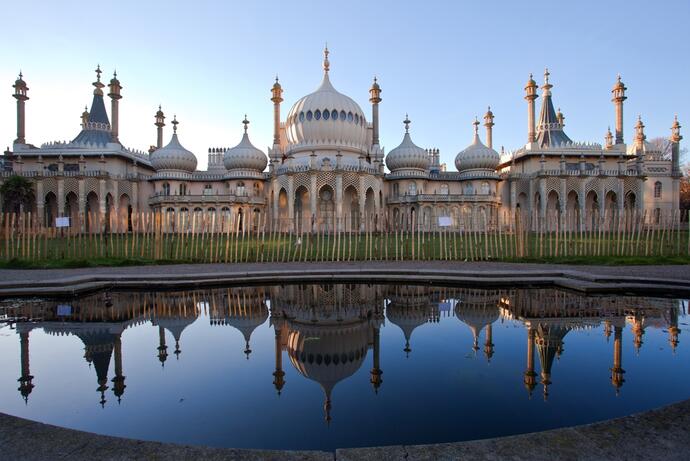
[523,326,537,398]
[112,333,126,403]
[17,330,34,403]
[157,326,168,366]
[610,326,625,395]
[370,325,383,393]
[604,320,612,342]
[535,323,570,401]
[272,326,285,395]
[667,309,680,353]
[630,316,645,355]
[483,324,494,362]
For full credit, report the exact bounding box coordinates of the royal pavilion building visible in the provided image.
[2,48,682,231]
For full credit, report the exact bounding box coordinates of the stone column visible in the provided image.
[132,181,139,213]
[509,180,517,212]
[539,177,547,217]
[78,178,86,232]
[358,176,366,231]
[35,180,44,226]
[336,174,343,232]
[579,181,586,230]
[57,178,65,216]
[287,176,294,231]
[637,178,645,212]
[617,178,625,212]
[310,174,317,229]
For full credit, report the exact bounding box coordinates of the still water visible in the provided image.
[0,285,688,451]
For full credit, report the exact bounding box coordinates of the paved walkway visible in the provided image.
[0,261,689,297]
[1,398,689,460]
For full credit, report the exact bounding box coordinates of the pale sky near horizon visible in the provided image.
[1,0,688,170]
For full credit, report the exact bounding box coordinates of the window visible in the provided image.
[162,183,170,196]
[323,108,330,120]
[166,207,175,213]
[180,207,189,212]
[204,184,213,195]
[194,207,203,212]
[340,110,346,121]
[654,181,662,199]
[306,111,313,121]
[392,183,399,197]
[299,112,305,122]
[331,109,338,120]
[440,184,449,195]
[253,182,260,196]
[354,114,359,124]
[237,181,245,196]
[64,163,79,172]
[408,182,417,195]
[315,109,321,120]
[347,112,353,122]
[481,181,490,195]
[179,183,187,195]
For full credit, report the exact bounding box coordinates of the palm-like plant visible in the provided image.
[0,175,34,213]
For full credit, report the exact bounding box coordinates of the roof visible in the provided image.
[536,88,572,148]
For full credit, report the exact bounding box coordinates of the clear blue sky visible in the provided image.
[1,0,688,169]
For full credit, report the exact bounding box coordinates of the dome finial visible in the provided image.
[544,67,550,85]
[172,115,179,134]
[403,114,410,133]
[323,44,330,73]
[242,114,249,133]
[95,64,102,82]
[473,117,480,135]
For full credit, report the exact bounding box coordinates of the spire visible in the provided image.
[635,115,646,143]
[403,114,410,133]
[172,115,179,134]
[483,106,495,149]
[473,116,480,141]
[92,64,105,96]
[605,126,614,149]
[323,44,330,74]
[242,114,249,134]
[671,115,682,142]
[535,68,571,148]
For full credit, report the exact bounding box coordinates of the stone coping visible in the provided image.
[0,261,689,298]
[1,398,689,460]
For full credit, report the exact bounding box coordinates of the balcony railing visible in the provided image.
[148,194,265,205]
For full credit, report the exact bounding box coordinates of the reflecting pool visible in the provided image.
[0,285,688,451]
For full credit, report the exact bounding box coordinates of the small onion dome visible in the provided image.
[455,119,500,172]
[612,74,626,91]
[223,116,268,171]
[385,115,429,172]
[150,116,198,172]
[525,73,537,89]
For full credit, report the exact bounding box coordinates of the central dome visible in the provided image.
[285,49,368,153]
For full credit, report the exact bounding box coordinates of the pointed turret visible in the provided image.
[370,76,382,146]
[535,69,572,148]
[154,105,166,150]
[483,106,495,149]
[71,65,112,146]
[107,70,122,143]
[524,73,538,144]
[612,74,627,145]
[12,71,29,145]
[271,76,283,147]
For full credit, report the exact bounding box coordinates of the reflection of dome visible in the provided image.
[150,131,198,172]
[224,118,268,172]
[220,300,269,358]
[154,315,198,358]
[386,290,437,356]
[455,297,500,352]
[386,117,429,172]
[285,49,368,153]
[455,123,500,172]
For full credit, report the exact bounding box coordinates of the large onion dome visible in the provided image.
[223,116,268,171]
[150,117,198,172]
[455,119,500,172]
[385,115,429,172]
[284,48,368,152]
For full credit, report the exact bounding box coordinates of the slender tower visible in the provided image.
[369,76,382,146]
[273,325,285,395]
[670,115,682,177]
[112,333,126,403]
[523,326,537,397]
[370,325,383,393]
[524,73,538,144]
[108,71,122,143]
[483,106,495,149]
[612,75,627,145]
[271,76,283,146]
[17,329,34,403]
[12,72,29,144]
[610,325,625,395]
[155,105,165,149]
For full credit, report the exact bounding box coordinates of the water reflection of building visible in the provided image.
[2,286,684,409]
[269,284,385,422]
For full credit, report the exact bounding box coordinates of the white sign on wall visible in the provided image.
[55,217,70,228]
[438,216,452,227]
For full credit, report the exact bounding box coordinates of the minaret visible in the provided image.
[272,326,285,395]
[271,76,283,146]
[155,105,166,149]
[17,329,34,403]
[369,76,382,146]
[370,325,383,393]
[524,73,538,144]
[631,315,644,354]
[610,326,625,395]
[157,326,168,366]
[12,71,29,144]
[612,74,627,145]
[483,106,495,149]
[107,70,122,143]
[81,106,89,129]
[112,333,126,403]
[523,326,537,398]
[605,126,614,150]
[670,115,682,177]
[556,107,564,127]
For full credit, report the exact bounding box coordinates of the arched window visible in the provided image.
[306,111,313,121]
[314,109,321,120]
[408,182,417,195]
[236,182,246,196]
[322,108,330,120]
[204,184,213,195]
[179,183,187,196]
[440,184,449,195]
[299,112,305,122]
[481,181,490,195]
[392,183,399,197]
[253,182,260,196]
[654,181,662,199]
[166,207,175,213]
[194,207,203,212]
[464,183,474,195]
[162,183,170,196]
